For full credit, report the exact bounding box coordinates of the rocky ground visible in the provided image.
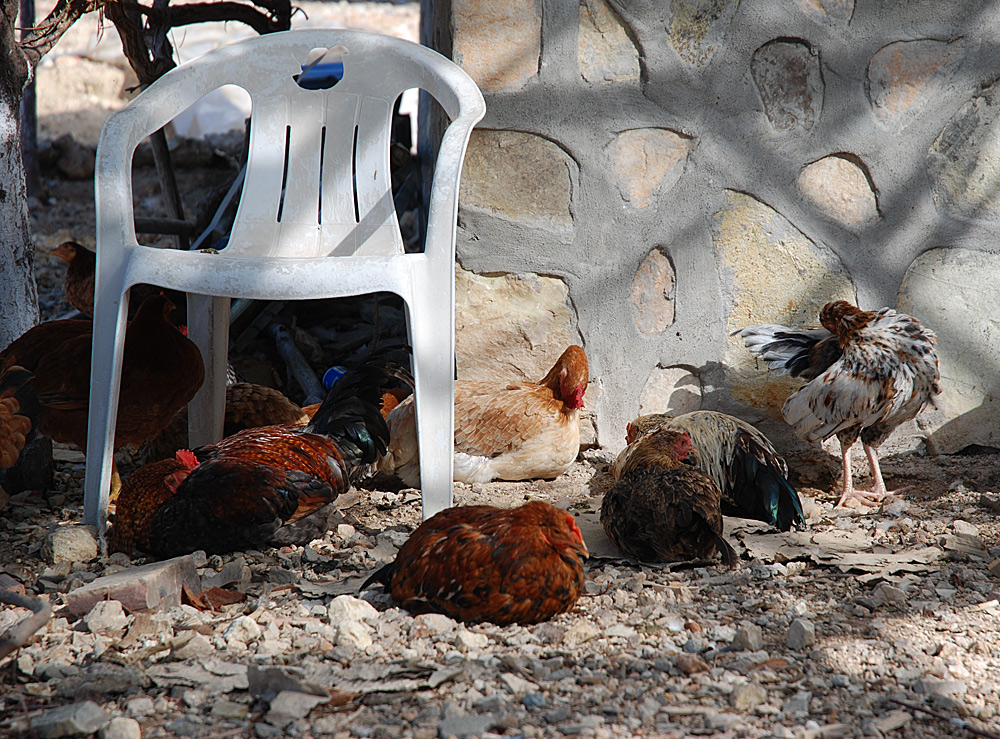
[3,2,1000,738]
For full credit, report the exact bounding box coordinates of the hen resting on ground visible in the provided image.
[619,410,805,531]
[110,358,407,558]
[379,345,589,485]
[737,300,940,508]
[361,501,589,625]
[0,294,204,491]
[604,429,737,566]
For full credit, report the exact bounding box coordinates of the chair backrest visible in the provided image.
[96,29,484,260]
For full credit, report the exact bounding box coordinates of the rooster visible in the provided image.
[618,411,805,531]
[0,294,204,497]
[737,300,940,508]
[361,501,589,625]
[379,345,588,485]
[110,358,406,558]
[603,429,737,566]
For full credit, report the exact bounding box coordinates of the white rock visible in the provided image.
[564,621,601,644]
[336,621,374,650]
[43,525,98,565]
[455,629,489,650]
[786,619,816,650]
[83,600,129,634]
[98,716,141,739]
[327,595,379,625]
[224,616,262,644]
[124,697,155,718]
[410,612,457,638]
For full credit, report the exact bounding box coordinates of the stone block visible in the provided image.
[751,39,823,132]
[869,39,965,128]
[66,554,201,616]
[453,0,539,91]
[638,366,703,417]
[460,130,574,231]
[579,0,639,84]
[455,267,582,386]
[608,129,691,209]
[715,191,855,416]
[43,524,98,565]
[631,248,676,333]
[898,247,1000,453]
[927,81,1000,221]
[668,0,740,67]
[7,700,109,738]
[798,155,879,225]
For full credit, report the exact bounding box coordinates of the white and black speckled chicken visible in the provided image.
[737,300,940,508]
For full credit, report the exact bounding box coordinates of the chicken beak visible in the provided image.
[577,538,590,560]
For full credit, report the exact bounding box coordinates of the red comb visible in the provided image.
[175,449,199,468]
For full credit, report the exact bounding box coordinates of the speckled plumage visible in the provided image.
[619,411,804,531]
[738,300,941,507]
[379,345,588,485]
[361,502,589,625]
[605,429,737,565]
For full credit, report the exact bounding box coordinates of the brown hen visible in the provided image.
[379,345,588,485]
[738,300,940,508]
[361,501,589,625]
[0,294,204,492]
[603,429,737,566]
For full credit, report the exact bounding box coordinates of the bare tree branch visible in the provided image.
[126,0,290,37]
[0,589,52,661]
[19,0,105,65]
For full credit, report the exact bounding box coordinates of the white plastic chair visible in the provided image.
[83,29,485,529]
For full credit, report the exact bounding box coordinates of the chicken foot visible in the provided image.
[835,440,885,508]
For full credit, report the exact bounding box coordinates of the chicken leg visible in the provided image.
[835,439,885,508]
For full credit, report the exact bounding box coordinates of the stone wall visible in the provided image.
[424,0,1000,456]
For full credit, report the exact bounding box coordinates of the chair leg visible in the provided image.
[408,296,455,520]
[83,293,131,530]
[187,295,230,448]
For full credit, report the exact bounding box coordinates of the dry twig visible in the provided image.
[0,589,52,661]
[889,698,1000,739]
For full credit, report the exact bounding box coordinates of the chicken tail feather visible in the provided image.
[725,448,806,531]
[309,354,414,476]
[360,562,393,593]
[713,532,738,569]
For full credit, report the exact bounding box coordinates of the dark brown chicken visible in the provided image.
[619,411,804,531]
[51,241,95,317]
[51,240,184,320]
[109,449,334,557]
[738,300,940,508]
[603,429,736,566]
[0,294,204,490]
[139,382,314,464]
[361,501,589,625]
[111,358,405,558]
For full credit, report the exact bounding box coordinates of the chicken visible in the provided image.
[603,429,736,565]
[0,367,35,470]
[361,501,589,625]
[0,294,205,493]
[109,449,334,557]
[111,357,406,557]
[737,300,940,508]
[51,240,182,320]
[139,382,314,464]
[617,410,805,531]
[379,345,589,485]
[51,241,95,317]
